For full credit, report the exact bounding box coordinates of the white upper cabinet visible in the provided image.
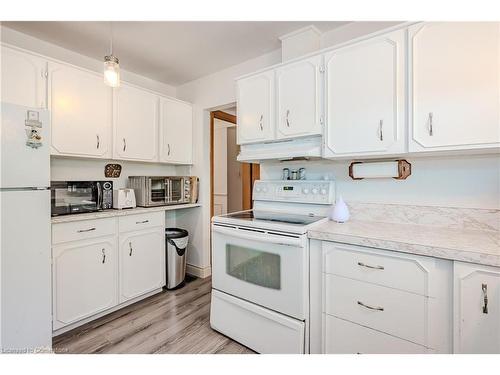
[454,262,500,354]
[1,46,47,108]
[324,29,406,157]
[159,97,193,164]
[113,83,159,162]
[276,55,323,139]
[237,70,275,144]
[409,22,500,151]
[49,62,112,158]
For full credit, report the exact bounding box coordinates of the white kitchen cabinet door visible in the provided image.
[1,46,47,108]
[324,29,406,157]
[454,262,500,354]
[409,22,500,152]
[52,236,118,330]
[49,62,112,158]
[119,229,165,303]
[159,97,193,164]
[113,83,159,161]
[237,70,275,144]
[276,55,323,139]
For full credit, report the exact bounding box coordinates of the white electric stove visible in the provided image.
[210,180,335,354]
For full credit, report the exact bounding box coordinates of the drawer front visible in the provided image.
[323,242,430,295]
[324,315,428,354]
[118,211,164,233]
[52,217,116,244]
[325,274,428,346]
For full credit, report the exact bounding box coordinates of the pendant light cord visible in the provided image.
[109,21,113,56]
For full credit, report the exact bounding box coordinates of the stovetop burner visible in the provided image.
[222,210,325,226]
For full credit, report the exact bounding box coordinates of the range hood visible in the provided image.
[237,136,323,163]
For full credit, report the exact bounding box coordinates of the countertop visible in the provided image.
[51,203,201,224]
[308,219,500,267]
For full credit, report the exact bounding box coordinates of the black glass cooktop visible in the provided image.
[223,210,325,226]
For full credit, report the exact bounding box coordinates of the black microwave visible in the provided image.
[51,181,113,216]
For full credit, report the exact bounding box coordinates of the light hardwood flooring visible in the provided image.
[53,276,255,354]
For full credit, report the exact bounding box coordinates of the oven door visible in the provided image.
[51,181,99,216]
[167,177,184,204]
[212,223,308,320]
[147,177,168,206]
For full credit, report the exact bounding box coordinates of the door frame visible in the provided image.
[210,110,237,219]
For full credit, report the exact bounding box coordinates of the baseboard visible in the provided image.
[186,264,212,278]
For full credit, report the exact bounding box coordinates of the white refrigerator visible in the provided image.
[0,102,52,352]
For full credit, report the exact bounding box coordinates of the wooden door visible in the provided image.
[52,236,117,330]
[454,262,500,353]
[113,83,158,161]
[49,61,112,158]
[409,22,500,151]
[276,55,322,139]
[236,70,275,144]
[159,97,193,164]
[1,46,47,108]
[324,29,406,157]
[119,229,165,303]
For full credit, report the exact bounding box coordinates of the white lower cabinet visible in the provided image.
[454,262,500,353]
[321,242,453,353]
[52,212,165,333]
[119,228,165,303]
[52,235,118,331]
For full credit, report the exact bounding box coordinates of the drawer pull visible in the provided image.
[357,301,384,311]
[129,242,133,257]
[136,220,149,224]
[101,248,106,264]
[77,227,96,233]
[357,261,384,270]
[482,283,488,314]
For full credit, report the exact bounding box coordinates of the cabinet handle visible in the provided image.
[123,138,127,152]
[285,110,290,127]
[357,261,384,270]
[379,120,383,141]
[167,143,171,156]
[136,220,149,224]
[357,301,384,311]
[77,227,96,233]
[428,112,433,136]
[96,134,100,149]
[129,242,133,256]
[482,283,488,314]
[259,114,263,131]
[102,248,106,264]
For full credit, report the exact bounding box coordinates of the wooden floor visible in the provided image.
[53,276,255,354]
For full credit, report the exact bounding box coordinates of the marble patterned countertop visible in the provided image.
[51,203,201,224]
[308,203,500,267]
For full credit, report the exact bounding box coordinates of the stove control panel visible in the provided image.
[253,180,335,205]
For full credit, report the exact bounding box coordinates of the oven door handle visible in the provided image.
[96,182,103,209]
[212,224,304,247]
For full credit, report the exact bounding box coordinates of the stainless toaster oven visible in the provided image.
[128,176,198,207]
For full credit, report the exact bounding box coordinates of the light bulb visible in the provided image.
[104,55,120,87]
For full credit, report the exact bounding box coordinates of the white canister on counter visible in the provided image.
[330,196,350,223]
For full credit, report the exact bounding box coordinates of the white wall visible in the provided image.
[261,155,500,210]
[176,22,408,274]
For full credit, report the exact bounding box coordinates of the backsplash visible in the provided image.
[50,157,191,189]
[347,202,500,232]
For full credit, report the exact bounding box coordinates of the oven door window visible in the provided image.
[170,179,183,202]
[149,178,167,203]
[226,244,281,290]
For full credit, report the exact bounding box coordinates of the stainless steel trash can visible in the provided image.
[165,228,189,289]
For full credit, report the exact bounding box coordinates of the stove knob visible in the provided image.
[262,187,268,193]
[302,188,309,194]
[320,189,327,195]
[312,188,319,195]
[256,187,261,193]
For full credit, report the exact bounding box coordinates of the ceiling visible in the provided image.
[3,21,350,86]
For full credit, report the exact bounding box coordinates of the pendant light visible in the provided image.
[104,22,120,87]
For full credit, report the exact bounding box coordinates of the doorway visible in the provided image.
[210,109,260,219]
